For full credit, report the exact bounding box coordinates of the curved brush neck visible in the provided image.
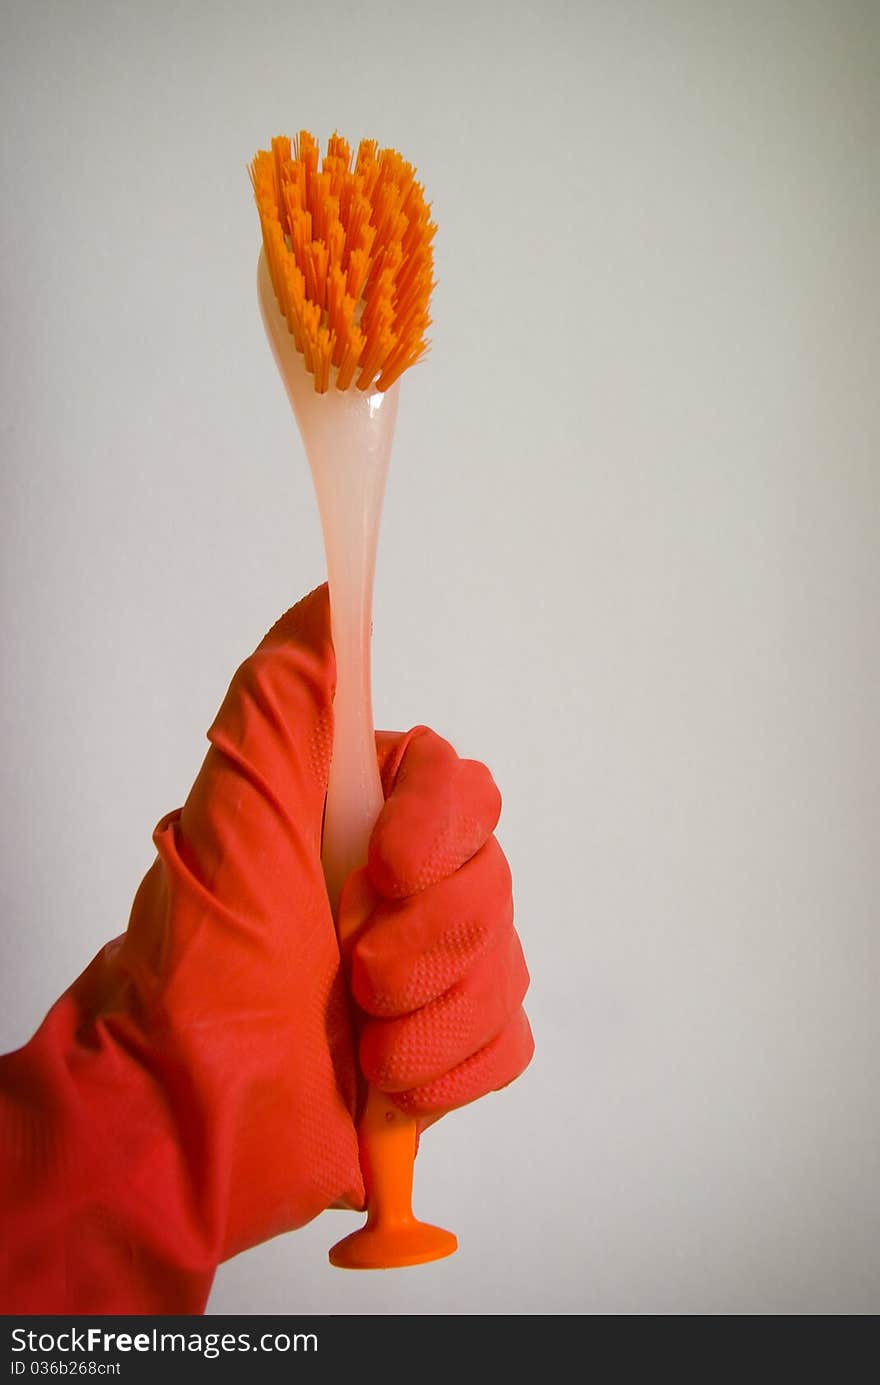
[258,252,400,912]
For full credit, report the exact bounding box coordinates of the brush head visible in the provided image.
[250,132,436,395]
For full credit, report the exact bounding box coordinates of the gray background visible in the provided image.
[2,0,878,1315]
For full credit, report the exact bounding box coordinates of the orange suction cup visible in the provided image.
[329,1217,457,1270]
[329,1088,457,1270]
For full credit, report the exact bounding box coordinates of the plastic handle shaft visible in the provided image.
[310,420,388,915]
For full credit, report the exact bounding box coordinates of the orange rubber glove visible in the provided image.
[0,585,533,1314]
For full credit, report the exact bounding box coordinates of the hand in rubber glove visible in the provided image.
[0,585,533,1314]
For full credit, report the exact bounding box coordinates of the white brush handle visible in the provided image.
[257,251,400,910]
[310,426,391,911]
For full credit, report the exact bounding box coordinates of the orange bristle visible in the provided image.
[250,131,435,394]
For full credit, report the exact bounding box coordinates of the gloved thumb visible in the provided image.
[175,584,337,904]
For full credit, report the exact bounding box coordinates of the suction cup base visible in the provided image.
[329,1219,457,1270]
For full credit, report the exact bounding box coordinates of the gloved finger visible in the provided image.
[367,727,502,899]
[375,729,406,787]
[345,837,514,1016]
[359,932,529,1092]
[389,1008,535,1118]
